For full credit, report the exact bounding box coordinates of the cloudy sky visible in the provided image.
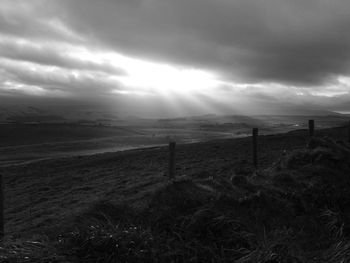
[1,0,350,118]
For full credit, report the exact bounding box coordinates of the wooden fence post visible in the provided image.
[169,142,176,179]
[308,120,315,138]
[252,128,258,169]
[0,174,4,240]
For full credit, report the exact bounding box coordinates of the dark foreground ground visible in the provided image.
[1,126,350,262]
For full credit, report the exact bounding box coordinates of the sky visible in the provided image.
[0,0,350,118]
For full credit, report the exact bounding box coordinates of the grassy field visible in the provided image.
[0,126,350,262]
[0,123,235,167]
[1,114,348,167]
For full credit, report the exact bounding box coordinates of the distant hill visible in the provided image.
[0,105,120,124]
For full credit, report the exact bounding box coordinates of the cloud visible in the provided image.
[0,34,126,75]
[0,0,83,42]
[1,0,350,117]
[0,57,128,98]
[57,0,350,86]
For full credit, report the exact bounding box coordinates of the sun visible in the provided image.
[109,53,221,95]
[68,47,221,95]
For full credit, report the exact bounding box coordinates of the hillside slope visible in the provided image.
[0,126,350,262]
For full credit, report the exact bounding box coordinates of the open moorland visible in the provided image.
[1,125,350,262]
[0,114,349,167]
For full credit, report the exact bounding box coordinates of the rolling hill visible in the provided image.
[0,125,350,262]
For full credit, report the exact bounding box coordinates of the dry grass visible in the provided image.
[1,126,350,262]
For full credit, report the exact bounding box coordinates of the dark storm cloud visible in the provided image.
[0,37,126,75]
[0,58,127,98]
[60,0,350,85]
[0,0,82,42]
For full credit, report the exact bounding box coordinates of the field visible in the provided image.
[1,124,350,262]
[1,114,348,167]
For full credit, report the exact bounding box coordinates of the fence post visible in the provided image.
[252,128,258,169]
[169,142,176,179]
[0,174,4,240]
[308,120,315,138]
[348,120,350,143]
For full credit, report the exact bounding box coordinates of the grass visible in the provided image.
[1,126,350,262]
